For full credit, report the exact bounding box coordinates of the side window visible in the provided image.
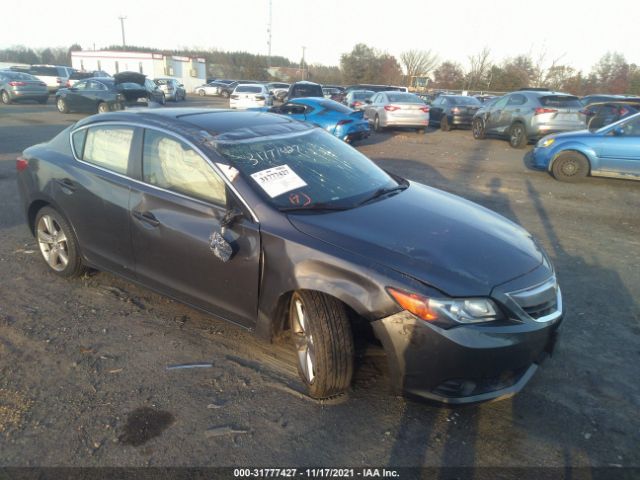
[81,126,134,175]
[508,94,526,106]
[621,116,640,136]
[74,81,88,90]
[142,129,226,205]
[493,96,509,109]
[71,129,87,157]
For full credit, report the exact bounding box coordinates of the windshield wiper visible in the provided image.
[355,184,408,207]
[279,203,350,213]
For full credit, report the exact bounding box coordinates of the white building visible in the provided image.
[71,50,206,92]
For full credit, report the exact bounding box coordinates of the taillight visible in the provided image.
[535,107,558,115]
[16,157,28,172]
[353,101,362,107]
[420,106,430,113]
[8,81,26,87]
[384,105,400,111]
[451,107,461,114]
[65,80,71,87]
[56,77,63,84]
[337,119,353,126]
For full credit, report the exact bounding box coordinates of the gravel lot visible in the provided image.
[0,96,639,470]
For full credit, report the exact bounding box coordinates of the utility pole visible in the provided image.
[300,46,306,80]
[118,16,127,47]
[266,0,272,68]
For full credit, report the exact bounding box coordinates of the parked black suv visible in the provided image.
[284,81,324,101]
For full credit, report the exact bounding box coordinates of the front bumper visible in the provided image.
[532,146,554,170]
[372,310,561,404]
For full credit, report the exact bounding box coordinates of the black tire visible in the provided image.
[441,115,451,131]
[374,114,382,132]
[222,90,230,99]
[289,291,354,399]
[509,123,527,149]
[97,102,109,114]
[472,118,485,139]
[160,93,166,105]
[1,90,12,104]
[551,151,589,182]
[198,89,205,96]
[56,97,69,113]
[35,207,86,278]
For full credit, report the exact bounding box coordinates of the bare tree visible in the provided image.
[400,49,439,87]
[465,47,492,91]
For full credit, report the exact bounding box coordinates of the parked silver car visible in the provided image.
[153,77,186,101]
[471,89,587,148]
[363,91,430,132]
[194,81,227,96]
[0,70,48,104]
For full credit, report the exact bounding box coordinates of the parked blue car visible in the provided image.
[532,112,640,182]
[252,97,370,143]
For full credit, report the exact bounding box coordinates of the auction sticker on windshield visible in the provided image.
[250,165,307,198]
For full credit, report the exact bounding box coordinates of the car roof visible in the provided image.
[75,109,297,137]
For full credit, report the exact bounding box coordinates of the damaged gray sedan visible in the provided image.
[16,109,563,404]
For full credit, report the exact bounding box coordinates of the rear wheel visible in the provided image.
[222,90,230,99]
[472,118,485,139]
[551,151,589,182]
[441,115,451,131]
[374,114,382,132]
[1,90,11,104]
[198,89,205,96]
[97,102,109,113]
[35,207,86,278]
[289,291,354,399]
[509,123,527,148]
[56,97,69,113]
[160,93,166,105]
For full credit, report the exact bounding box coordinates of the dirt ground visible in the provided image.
[0,97,639,470]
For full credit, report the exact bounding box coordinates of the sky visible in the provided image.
[2,0,639,73]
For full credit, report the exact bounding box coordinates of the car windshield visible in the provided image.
[450,96,482,105]
[386,93,422,103]
[215,129,398,211]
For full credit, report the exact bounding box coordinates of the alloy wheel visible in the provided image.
[37,215,69,272]
[291,296,316,384]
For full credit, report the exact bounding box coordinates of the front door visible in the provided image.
[596,116,640,176]
[129,128,261,327]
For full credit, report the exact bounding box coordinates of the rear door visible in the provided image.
[596,116,640,175]
[129,128,261,327]
[66,80,91,111]
[61,124,138,276]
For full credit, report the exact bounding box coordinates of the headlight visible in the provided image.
[387,287,504,328]
[538,137,555,148]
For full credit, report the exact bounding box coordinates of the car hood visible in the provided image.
[288,182,544,297]
[543,129,592,142]
[113,71,146,86]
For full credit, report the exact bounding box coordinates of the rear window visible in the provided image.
[2,72,37,81]
[30,66,61,77]
[319,101,352,114]
[386,93,422,103]
[292,84,323,97]
[450,96,482,106]
[353,91,373,100]
[540,96,582,108]
[236,86,263,93]
[118,82,144,90]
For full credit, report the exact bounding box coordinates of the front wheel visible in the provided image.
[551,152,589,182]
[374,114,382,132]
[472,118,485,139]
[289,291,354,399]
[222,91,230,99]
[35,207,86,278]
[198,89,205,96]
[509,123,527,148]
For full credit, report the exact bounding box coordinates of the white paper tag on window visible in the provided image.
[216,163,240,182]
[250,165,307,198]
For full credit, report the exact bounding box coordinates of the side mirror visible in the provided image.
[365,99,372,104]
[612,126,625,136]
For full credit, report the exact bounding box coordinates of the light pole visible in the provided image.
[118,16,127,47]
[300,46,306,80]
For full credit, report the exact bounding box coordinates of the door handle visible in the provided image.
[132,210,160,227]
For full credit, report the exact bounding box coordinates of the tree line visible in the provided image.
[2,44,638,95]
